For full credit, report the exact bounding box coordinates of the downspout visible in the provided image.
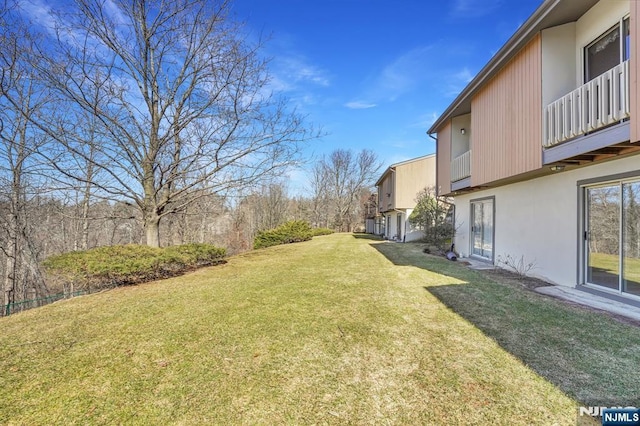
[389,168,397,240]
[428,132,438,195]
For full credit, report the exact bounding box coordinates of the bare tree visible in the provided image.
[249,182,290,232]
[22,0,317,247]
[222,181,292,250]
[0,3,49,310]
[312,149,381,232]
[160,190,228,246]
[309,162,330,228]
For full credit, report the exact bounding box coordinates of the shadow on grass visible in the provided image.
[372,241,640,408]
[371,240,472,279]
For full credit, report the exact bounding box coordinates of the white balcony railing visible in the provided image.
[451,150,471,182]
[544,60,630,148]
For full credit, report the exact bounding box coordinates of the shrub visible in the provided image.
[409,187,456,251]
[43,243,226,291]
[311,228,334,237]
[254,220,313,249]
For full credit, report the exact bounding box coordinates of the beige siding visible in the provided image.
[395,156,436,208]
[471,34,543,186]
[436,122,452,196]
[378,172,394,213]
[632,2,640,143]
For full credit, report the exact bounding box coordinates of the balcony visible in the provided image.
[451,150,471,182]
[544,61,629,148]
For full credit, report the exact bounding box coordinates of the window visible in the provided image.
[584,17,630,82]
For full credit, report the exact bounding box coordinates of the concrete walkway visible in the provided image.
[536,285,640,323]
[460,257,496,270]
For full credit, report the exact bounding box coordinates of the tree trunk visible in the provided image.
[80,178,92,250]
[3,177,20,313]
[145,214,161,248]
[3,246,16,314]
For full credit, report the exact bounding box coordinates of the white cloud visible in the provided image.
[344,101,377,109]
[347,45,434,108]
[18,0,58,35]
[103,0,128,26]
[443,67,476,97]
[272,55,330,89]
[265,53,331,109]
[376,46,433,101]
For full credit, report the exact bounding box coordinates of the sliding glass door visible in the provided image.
[586,185,620,290]
[623,181,640,296]
[471,198,494,260]
[585,179,640,296]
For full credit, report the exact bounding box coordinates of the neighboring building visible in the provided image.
[429,0,640,302]
[363,192,378,234]
[375,154,436,242]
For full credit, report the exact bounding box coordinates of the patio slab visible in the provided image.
[536,285,640,323]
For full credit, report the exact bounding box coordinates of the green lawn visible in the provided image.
[1,234,638,424]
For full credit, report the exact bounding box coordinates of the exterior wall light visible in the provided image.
[460,128,466,135]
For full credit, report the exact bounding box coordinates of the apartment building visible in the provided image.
[375,154,436,242]
[429,0,640,302]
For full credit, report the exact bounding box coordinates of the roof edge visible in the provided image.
[427,0,560,135]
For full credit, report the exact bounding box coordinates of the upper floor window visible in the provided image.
[584,17,630,83]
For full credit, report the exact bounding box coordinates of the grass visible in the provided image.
[1,234,638,424]
[374,242,640,408]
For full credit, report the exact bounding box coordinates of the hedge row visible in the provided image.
[253,220,314,249]
[43,243,226,291]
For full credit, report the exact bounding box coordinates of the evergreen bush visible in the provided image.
[43,243,226,291]
[253,220,313,249]
[311,228,334,237]
[409,187,456,251]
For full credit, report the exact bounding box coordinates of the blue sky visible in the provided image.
[15,0,544,196]
[231,0,543,193]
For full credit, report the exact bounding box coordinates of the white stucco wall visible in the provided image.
[453,155,640,286]
[451,114,471,158]
[384,212,399,240]
[541,22,576,106]
[404,208,426,242]
[383,209,425,242]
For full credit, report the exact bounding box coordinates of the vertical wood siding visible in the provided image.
[436,122,452,196]
[395,156,436,208]
[470,34,543,186]
[631,2,640,143]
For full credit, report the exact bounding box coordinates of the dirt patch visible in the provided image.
[478,268,553,291]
